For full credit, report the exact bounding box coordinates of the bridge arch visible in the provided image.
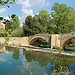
[62,37,75,48]
[29,36,49,45]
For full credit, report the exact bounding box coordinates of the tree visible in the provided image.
[5,20,12,31]
[23,16,45,36]
[37,10,51,33]
[11,15,20,30]
[0,0,15,8]
[0,17,3,20]
[5,14,20,31]
[51,3,75,33]
[11,27,24,37]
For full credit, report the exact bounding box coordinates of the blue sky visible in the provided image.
[0,0,75,26]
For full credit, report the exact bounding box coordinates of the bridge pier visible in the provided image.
[51,35,61,49]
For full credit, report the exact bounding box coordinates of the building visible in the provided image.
[0,20,5,30]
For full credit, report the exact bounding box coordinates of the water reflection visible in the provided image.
[0,46,6,53]
[0,46,75,75]
[23,49,75,74]
[6,47,20,60]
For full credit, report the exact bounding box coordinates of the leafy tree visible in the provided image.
[37,10,51,33]
[23,16,45,36]
[11,15,20,30]
[0,17,3,20]
[51,3,75,33]
[0,0,15,8]
[11,27,24,37]
[5,14,20,31]
[5,20,12,31]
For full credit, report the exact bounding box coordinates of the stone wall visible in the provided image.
[7,37,29,46]
[0,37,5,44]
[0,20,5,30]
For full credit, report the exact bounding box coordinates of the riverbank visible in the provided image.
[0,44,75,56]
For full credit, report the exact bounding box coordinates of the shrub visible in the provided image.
[8,29,12,34]
[53,46,62,50]
[11,27,24,37]
[0,29,8,37]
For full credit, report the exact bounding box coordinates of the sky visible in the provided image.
[0,0,75,26]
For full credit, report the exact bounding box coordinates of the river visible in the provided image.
[0,45,75,75]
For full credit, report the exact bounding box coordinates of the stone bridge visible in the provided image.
[28,32,75,49]
[0,32,75,49]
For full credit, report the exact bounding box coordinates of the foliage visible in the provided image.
[8,29,12,34]
[70,38,75,45]
[5,14,20,31]
[0,29,8,37]
[23,63,32,75]
[23,16,45,36]
[53,46,62,50]
[51,3,75,33]
[65,38,75,47]
[65,46,75,51]
[11,27,24,37]
[11,15,20,31]
[36,38,48,45]
[23,3,75,36]
[0,17,3,20]
[37,10,51,33]
[0,0,15,8]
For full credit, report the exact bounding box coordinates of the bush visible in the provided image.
[8,29,12,34]
[53,46,62,50]
[36,38,48,45]
[0,29,8,37]
[11,27,24,37]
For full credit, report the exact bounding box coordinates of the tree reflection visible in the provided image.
[51,56,73,75]
[23,50,51,67]
[6,47,20,60]
[23,50,75,74]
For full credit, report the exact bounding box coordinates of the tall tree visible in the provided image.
[23,16,45,36]
[11,15,20,30]
[51,3,75,33]
[5,14,20,31]
[37,10,50,33]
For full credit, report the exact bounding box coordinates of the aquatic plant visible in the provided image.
[23,63,32,75]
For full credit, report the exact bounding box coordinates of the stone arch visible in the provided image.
[29,36,49,45]
[62,37,75,48]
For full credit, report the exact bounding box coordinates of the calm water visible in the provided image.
[0,46,75,75]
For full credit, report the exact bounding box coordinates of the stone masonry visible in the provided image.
[0,32,75,49]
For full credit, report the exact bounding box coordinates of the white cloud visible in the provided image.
[0,8,7,13]
[4,16,10,20]
[16,0,49,22]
